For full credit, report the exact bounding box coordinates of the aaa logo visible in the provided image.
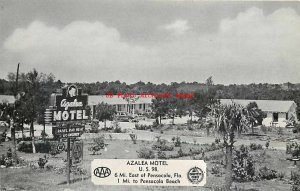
[94,167,111,178]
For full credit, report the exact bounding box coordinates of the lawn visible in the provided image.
[1,126,299,191]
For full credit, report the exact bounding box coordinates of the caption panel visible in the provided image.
[91,159,206,186]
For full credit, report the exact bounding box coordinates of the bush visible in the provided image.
[35,141,52,153]
[215,138,221,144]
[291,171,300,191]
[258,166,278,180]
[0,154,5,165]
[174,136,181,147]
[249,143,263,150]
[135,124,152,130]
[286,142,300,158]
[17,141,51,153]
[114,126,122,133]
[178,148,184,157]
[38,155,48,169]
[265,141,270,149]
[232,146,256,182]
[137,147,155,159]
[88,136,106,155]
[157,151,167,159]
[211,164,222,177]
[152,139,174,151]
[129,134,137,144]
[260,125,268,134]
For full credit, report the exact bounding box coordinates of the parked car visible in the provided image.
[116,115,133,122]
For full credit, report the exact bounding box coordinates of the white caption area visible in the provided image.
[91,159,206,186]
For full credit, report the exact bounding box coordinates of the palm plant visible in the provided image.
[209,101,250,190]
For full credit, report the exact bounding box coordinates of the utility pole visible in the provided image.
[11,63,20,161]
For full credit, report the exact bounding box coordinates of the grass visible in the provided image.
[1,126,300,191]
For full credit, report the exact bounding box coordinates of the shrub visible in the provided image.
[152,139,174,151]
[171,137,176,143]
[114,126,122,133]
[157,151,167,159]
[152,121,159,128]
[278,172,285,180]
[260,125,268,134]
[286,142,300,158]
[135,124,152,130]
[277,127,283,135]
[129,134,137,144]
[232,146,256,182]
[265,141,270,149]
[137,147,155,159]
[38,155,48,169]
[0,154,5,165]
[215,138,221,144]
[258,166,278,180]
[35,141,52,153]
[211,164,222,177]
[291,171,300,191]
[17,141,51,153]
[174,136,181,147]
[249,143,263,150]
[88,136,106,155]
[4,157,13,167]
[178,148,184,157]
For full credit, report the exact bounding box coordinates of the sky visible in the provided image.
[0,0,300,84]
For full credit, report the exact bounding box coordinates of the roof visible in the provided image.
[220,99,296,113]
[0,95,15,104]
[88,95,153,105]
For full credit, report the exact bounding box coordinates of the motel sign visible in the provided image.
[50,85,90,122]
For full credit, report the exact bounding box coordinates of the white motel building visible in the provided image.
[88,95,153,117]
[0,95,298,127]
[220,99,298,127]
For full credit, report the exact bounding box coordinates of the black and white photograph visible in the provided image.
[0,0,300,190]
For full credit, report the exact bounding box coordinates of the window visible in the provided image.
[273,113,278,122]
[139,104,142,109]
[117,105,122,111]
[286,113,288,120]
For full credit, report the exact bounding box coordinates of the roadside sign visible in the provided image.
[57,142,66,152]
[54,123,84,138]
[72,141,83,165]
[45,85,90,185]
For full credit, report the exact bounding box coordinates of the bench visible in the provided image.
[286,158,300,166]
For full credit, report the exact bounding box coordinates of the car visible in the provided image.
[116,115,131,122]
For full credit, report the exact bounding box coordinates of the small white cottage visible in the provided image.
[220,99,298,127]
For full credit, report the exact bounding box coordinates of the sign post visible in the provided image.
[67,137,71,184]
[45,85,90,185]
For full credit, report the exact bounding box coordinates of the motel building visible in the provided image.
[88,95,153,117]
[220,99,298,127]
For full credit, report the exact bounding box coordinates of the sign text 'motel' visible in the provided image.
[51,85,90,122]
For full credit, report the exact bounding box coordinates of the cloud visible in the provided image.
[2,20,153,82]
[153,7,300,84]
[163,19,191,35]
[1,7,300,84]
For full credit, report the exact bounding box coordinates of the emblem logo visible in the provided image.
[67,85,77,97]
[187,167,204,184]
[94,167,111,178]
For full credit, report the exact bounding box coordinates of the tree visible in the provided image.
[210,102,251,190]
[245,102,265,135]
[151,98,170,124]
[0,101,17,160]
[95,102,116,129]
